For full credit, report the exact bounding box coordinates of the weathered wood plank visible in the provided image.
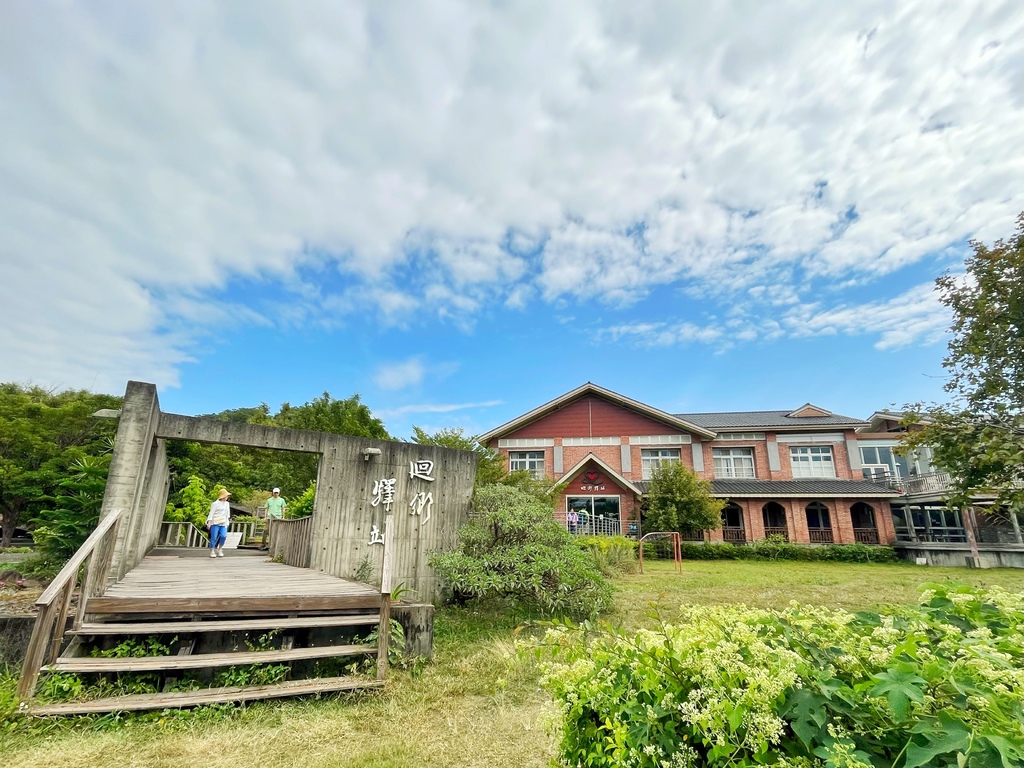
[30,676,384,715]
[46,643,377,673]
[86,595,382,614]
[72,614,381,635]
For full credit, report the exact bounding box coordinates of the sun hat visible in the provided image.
[218,488,231,500]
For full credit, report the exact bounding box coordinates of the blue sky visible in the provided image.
[3,1,1023,440]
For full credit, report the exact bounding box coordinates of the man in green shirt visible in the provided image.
[265,488,287,520]
[261,488,288,549]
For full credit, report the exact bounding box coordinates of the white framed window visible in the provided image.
[629,435,692,445]
[713,447,756,479]
[718,432,765,441]
[790,446,836,478]
[562,436,621,446]
[641,448,680,480]
[509,450,545,480]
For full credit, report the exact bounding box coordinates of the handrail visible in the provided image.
[268,516,315,568]
[18,509,124,702]
[159,521,209,548]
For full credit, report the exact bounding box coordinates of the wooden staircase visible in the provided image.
[19,511,397,716]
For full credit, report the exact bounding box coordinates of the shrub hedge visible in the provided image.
[643,539,900,564]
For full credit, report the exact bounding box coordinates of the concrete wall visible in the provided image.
[100,382,166,582]
[310,436,476,603]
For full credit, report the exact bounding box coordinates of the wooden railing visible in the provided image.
[722,526,746,543]
[891,472,952,496]
[18,509,123,701]
[268,516,314,568]
[807,528,834,544]
[158,521,209,548]
[763,527,789,541]
[853,527,880,544]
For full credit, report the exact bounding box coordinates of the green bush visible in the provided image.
[650,539,901,563]
[429,484,611,618]
[577,535,638,575]
[541,582,1024,767]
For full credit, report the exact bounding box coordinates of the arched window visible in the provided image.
[721,502,745,543]
[762,502,787,540]
[850,502,879,544]
[805,502,831,529]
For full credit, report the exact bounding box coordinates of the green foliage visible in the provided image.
[541,582,1024,768]
[164,475,214,528]
[275,392,390,439]
[31,454,111,563]
[903,213,1024,512]
[286,481,316,519]
[0,384,120,547]
[411,426,506,486]
[644,461,724,535]
[576,535,638,575]
[429,484,611,618]
[645,540,900,563]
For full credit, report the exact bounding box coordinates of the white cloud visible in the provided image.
[1,1,1022,389]
[372,358,427,391]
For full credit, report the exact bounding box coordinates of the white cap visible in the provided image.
[272,488,280,494]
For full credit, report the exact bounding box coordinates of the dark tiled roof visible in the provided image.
[709,479,898,497]
[674,410,867,430]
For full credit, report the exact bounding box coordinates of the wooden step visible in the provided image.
[85,595,381,614]
[45,643,376,673]
[71,613,381,636]
[30,676,384,715]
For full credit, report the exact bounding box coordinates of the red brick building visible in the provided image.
[480,383,898,546]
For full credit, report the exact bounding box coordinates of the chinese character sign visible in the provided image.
[371,478,397,513]
[368,525,385,546]
[409,491,433,524]
[410,459,435,482]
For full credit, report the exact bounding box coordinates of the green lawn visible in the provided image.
[2,560,1021,768]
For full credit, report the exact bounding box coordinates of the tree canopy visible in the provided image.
[643,461,724,535]
[410,426,506,486]
[0,384,120,547]
[903,212,1024,512]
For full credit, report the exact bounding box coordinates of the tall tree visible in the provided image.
[410,426,506,486]
[276,392,390,439]
[904,212,1024,511]
[643,462,724,535]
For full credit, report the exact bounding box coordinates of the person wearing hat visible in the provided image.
[260,487,288,549]
[206,488,232,558]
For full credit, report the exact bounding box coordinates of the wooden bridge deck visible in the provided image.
[87,548,381,615]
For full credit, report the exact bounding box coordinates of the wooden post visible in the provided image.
[17,602,54,701]
[377,514,395,681]
[48,581,76,665]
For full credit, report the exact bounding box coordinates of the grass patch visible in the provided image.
[2,560,1022,767]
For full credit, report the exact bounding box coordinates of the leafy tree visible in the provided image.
[286,481,316,518]
[903,213,1024,513]
[31,453,111,564]
[410,426,506,486]
[429,484,611,617]
[0,384,120,547]
[276,392,390,439]
[643,461,724,535]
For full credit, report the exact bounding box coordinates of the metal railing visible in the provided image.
[893,472,952,496]
[570,518,622,537]
[18,510,123,701]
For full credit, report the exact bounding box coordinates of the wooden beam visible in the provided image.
[85,595,382,614]
[46,643,377,673]
[30,676,384,716]
[71,614,381,636]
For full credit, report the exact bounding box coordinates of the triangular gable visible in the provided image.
[787,403,832,418]
[479,383,717,443]
[558,452,643,496]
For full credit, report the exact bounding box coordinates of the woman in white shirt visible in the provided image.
[207,488,232,558]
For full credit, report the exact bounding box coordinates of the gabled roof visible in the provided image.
[675,410,868,430]
[478,382,718,442]
[859,410,930,433]
[559,452,643,496]
[787,403,832,418]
